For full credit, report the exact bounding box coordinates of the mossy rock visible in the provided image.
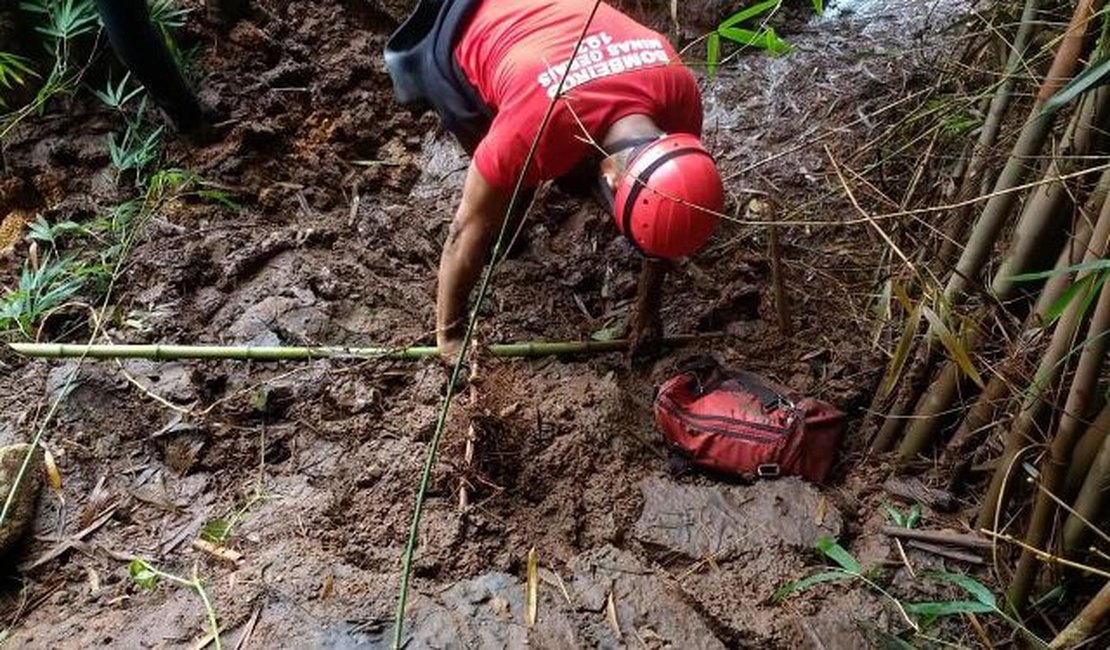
[0,443,43,557]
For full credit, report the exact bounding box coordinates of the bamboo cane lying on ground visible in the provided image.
[7,335,714,362]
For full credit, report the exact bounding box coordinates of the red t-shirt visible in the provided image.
[455,0,702,192]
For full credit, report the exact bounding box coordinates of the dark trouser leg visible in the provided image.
[94,0,205,132]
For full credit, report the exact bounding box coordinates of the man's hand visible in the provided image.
[437,328,464,366]
[436,163,510,366]
[627,257,670,361]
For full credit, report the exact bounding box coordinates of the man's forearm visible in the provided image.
[635,258,669,322]
[436,220,493,341]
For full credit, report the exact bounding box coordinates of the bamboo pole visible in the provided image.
[1049,579,1110,649]
[7,335,712,362]
[944,0,1102,304]
[941,168,1110,485]
[978,189,1110,530]
[1008,276,1110,608]
[936,0,1044,267]
[1064,401,1110,496]
[1062,403,1110,555]
[897,86,1110,465]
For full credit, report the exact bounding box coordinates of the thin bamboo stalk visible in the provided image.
[1064,401,1110,496]
[899,87,1110,465]
[1007,276,1110,608]
[944,0,1102,304]
[936,0,1044,266]
[1049,580,1110,649]
[8,336,711,362]
[942,167,1110,483]
[978,189,1110,530]
[1062,403,1110,555]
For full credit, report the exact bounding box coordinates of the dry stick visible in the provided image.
[943,0,1101,305]
[895,82,1110,465]
[880,525,993,550]
[936,0,1043,267]
[1062,403,1110,555]
[981,529,1110,580]
[1049,579,1110,649]
[1009,278,1110,608]
[978,192,1110,531]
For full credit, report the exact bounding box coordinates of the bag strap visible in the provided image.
[731,371,791,412]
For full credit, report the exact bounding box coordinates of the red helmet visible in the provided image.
[612,133,723,259]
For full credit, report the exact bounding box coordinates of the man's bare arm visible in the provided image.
[436,163,511,361]
[629,257,669,356]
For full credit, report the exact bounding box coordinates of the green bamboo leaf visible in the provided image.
[772,570,851,602]
[905,600,995,618]
[707,32,720,80]
[906,503,922,529]
[884,503,906,527]
[879,301,922,398]
[1044,273,1096,325]
[718,0,781,29]
[1011,258,1110,281]
[921,305,984,388]
[1043,54,1110,115]
[815,536,860,573]
[924,571,996,607]
[811,0,824,14]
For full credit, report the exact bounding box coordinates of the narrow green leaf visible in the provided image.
[718,0,781,29]
[707,32,720,80]
[1045,273,1097,325]
[906,503,922,529]
[921,305,984,388]
[924,571,997,607]
[884,503,905,527]
[815,537,860,573]
[905,600,995,618]
[772,570,851,601]
[1043,54,1110,114]
[879,301,922,398]
[1012,258,1110,281]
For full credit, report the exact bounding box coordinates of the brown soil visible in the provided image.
[0,0,975,648]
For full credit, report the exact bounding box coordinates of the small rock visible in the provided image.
[0,443,44,556]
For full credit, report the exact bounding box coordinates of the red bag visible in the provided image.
[654,366,845,482]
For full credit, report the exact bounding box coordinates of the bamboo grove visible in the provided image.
[868,0,1110,640]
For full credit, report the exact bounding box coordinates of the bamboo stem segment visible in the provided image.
[8,336,711,362]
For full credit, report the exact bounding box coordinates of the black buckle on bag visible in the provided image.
[757,464,780,478]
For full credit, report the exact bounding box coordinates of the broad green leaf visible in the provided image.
[811,0,824,14]
[129,559,160,589]
[815,537,860,573]
[200,518,231,543]
[921,305,984,388]
[1011,258,1110,281]
[772,570,850,601]
[925,571,996,607]
[1043,54,1110,114]
[590,323,622,342]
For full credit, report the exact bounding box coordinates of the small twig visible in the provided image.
[905,540,986,565]
[881,526,992,550]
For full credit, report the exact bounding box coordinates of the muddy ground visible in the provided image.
[1,0,978,647]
